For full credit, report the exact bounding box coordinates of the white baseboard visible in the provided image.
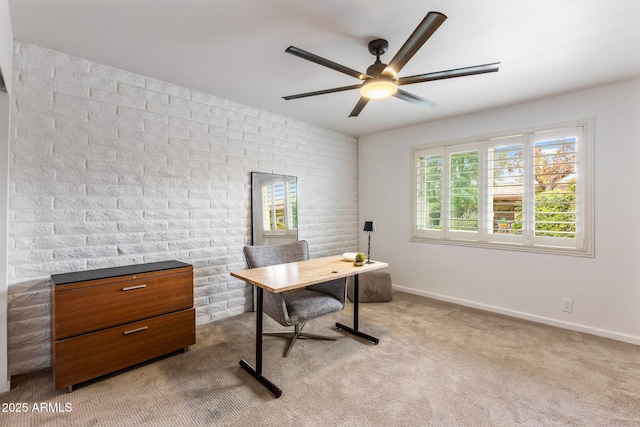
[393,285,640,346]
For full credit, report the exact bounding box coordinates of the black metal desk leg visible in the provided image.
[336,274,380,345]
[239,287,282,398]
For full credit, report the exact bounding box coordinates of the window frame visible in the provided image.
[410,119,594,257]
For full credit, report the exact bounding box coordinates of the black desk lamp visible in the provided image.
[363,221,376,264]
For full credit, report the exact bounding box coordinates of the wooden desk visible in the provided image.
[231,255,389,398]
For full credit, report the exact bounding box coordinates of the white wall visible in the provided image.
[0,91,9,393]
[7,42,358,375]
[0,0,12,94]
[0,0,11,393]
[359,79,640,344]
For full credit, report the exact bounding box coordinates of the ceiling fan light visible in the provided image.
[360,78,397,99]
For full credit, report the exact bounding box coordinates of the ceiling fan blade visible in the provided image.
[286,46,370,80]
[349,97,370,117]
[393,89,438,109]
[383,11,447,77]
[397,63,501,86]
[283,84,362,100]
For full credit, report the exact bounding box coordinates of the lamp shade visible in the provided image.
[363,221,376,232]
[359,78,397,99]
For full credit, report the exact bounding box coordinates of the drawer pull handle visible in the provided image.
[123,326,148,335]
[122,284,147,291]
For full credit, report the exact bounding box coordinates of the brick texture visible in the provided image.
[8,42,358,375]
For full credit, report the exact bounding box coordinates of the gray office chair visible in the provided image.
[243,240,346,357]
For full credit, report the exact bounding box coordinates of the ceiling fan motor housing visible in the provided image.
[366,61,388,78]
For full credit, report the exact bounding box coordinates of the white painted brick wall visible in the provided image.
[8,42,358,376]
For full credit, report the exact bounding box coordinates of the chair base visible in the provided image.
[264,322,339,357]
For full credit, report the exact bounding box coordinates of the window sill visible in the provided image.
[409,236,594,257]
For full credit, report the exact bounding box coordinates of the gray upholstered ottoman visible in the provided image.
[347,271,393,303]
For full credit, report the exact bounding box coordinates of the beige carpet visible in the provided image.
[1,291,639,426]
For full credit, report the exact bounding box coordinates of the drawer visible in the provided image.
[53,308,195,390]
[53,270,193,340]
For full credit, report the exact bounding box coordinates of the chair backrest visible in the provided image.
[243,240,309,269]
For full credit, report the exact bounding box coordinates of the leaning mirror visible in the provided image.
[251,172,298,246]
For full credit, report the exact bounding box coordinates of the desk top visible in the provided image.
[230,255,389,293]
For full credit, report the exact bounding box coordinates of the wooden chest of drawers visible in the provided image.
[51,260,195,391]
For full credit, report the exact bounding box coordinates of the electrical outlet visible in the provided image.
[561,298,573,313]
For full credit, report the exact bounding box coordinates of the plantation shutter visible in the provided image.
[411,120,592,256]
[447,143,480,240]
[414,147,445,238]
[530,127,583,249]
[486,136,526,244]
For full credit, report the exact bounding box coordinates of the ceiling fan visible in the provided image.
[283,11,500,117]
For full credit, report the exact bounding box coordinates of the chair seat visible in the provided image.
[284,289,344,325]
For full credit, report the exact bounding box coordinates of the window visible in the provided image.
[412,120,593,256]
[261,177,297,235]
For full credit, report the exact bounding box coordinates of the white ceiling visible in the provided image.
[8,0,640,137]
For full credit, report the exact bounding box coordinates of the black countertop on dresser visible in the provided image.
[51,260,192,286]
